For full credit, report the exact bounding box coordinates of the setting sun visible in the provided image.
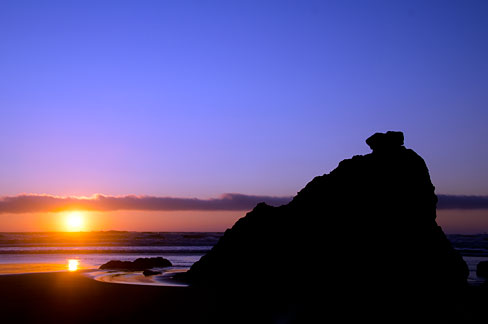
[65,212,85,232]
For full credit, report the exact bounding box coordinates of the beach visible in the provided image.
[0,271,208,324]
[0,231,487,323]
[0,270,487,323]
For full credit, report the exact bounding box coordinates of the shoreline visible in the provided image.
[87,268,189,287]
[0,266,190,287]
[1,255,486,286]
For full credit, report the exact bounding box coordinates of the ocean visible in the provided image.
[0,232,486,286]
[0,232,222,285]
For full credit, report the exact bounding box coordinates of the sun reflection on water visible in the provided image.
[68,259,79,271]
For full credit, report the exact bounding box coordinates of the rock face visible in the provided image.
[477,261,488,278]
[99,257,172,271]
[185,131,469,323]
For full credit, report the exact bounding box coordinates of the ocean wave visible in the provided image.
[0,246,212,254]
[448,234,488,257]
[0,232,223,247]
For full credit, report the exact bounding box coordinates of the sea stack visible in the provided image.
[185,131,469,323]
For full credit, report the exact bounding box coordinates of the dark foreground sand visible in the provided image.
[0,271,209,324]
[0,271,486,323]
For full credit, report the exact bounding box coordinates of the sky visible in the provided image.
[0,0,487,233]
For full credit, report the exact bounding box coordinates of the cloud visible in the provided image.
[1,193,486,214]
[437,195,488,210]
[0,193,293,214]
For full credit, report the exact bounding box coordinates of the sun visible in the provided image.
[65,211,85,232]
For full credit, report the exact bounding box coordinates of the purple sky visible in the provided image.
[0,1,487,232]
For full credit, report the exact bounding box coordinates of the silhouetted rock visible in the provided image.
[143,269,162,276]
[366,130,404,152]
[99,257,171,271]
[477,261,488,278]
[185,131,469,323]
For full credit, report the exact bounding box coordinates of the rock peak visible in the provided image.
[183,131,468,323]
[366,131,404,152]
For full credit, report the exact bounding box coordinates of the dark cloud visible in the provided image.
[1,193,486,214]
[0,193,293,213]
[437,195,488,210]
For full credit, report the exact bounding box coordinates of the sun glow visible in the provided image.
[65,211,85,232]
[68,259,79,271]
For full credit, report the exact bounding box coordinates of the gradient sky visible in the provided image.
[1,1,487,232]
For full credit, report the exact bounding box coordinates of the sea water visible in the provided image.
[0,232,486,286]
[0,232,222,284]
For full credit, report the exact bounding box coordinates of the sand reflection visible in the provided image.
[68,259,79,271]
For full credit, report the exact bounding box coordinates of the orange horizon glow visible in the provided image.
[0,209,487,234]
[0,210,244,232]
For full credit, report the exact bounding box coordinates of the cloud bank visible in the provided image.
[0,193,293,214]
[436,195,488,210]
[0,193,487,214]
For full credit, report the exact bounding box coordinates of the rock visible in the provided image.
[99,257,172,270]
[143,269,162,276]
[477,261,488,278]
[366,130,404,152]
[185,131,468,323]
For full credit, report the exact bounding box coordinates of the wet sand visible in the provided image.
[0,271,208,324]
[88,268,189,287]
[1,271,487,323]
